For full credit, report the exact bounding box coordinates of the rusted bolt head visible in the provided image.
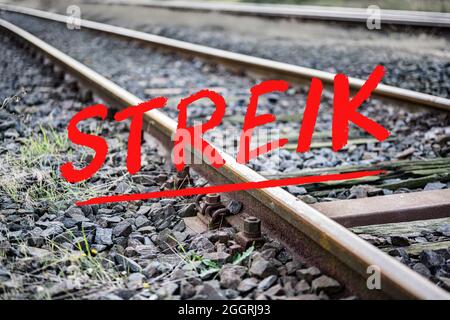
[244,216,261,237]
[206,193,221,205]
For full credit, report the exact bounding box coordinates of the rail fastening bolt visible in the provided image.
[206,193,221,205]
[243,216,261,238]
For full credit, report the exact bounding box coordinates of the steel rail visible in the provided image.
[1,4,449,112]
[1,18,448,300]
[96,0,450,28]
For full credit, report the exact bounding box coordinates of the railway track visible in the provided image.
[0,6,449,300]
[83,0,450,28]
[1,4,449,112]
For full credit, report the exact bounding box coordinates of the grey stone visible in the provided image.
[202,251,231,266]
[81,205,97,216]
[137,226,155,235]
[136,206,152,216]
[436,224,450,237]
[219,264,247,289]
[189,235,215,253]
[180,281,196,299]
[98,216,121,228]
[286,260,303,275]
[388,248,409,259]
[0,266,10,281]
[95,227,113,246]
[41,225,63,238]
[261,241,283,253]
[227,200,243,215]
[257,275,277,291]
[311,275,342,295]
[359,234,387,246]
[23,246,51,258]
[263,284,284,297]
[298,195,317,204]
[260,249,277,260]
[249,257,277,278]
[413,263,431,278]
[237,277,258,293]
[224,289,240,299]
[124,246,137,257]
[287,186,307,195]
[113,221,132,237]
[127,273,146,289]
[172,231,188,243]
[115,182,131,194]
[155,219,171,231]
[415,236,428,243]
[420,249,445,268]
[147,203,163,221]
[69,214,90,225]
[424,182,446,191]
[143,261,161,278]
[61,217,77,229]
[296,266,321,282]
[156,282,178,299]
[80,221,96,232]
[135,215,150,229]
[194,283,226,300]
[135,244,159,257]
[389,235,410,247]
[172,219,186,232]
[97,208,114,215]
[178,203,196,217]
[73,237,89,252]
[295,280,311,294]
[155,229,178,251]
[27,227,45,247]
[65,206,83,217]
[396,147,415,159]
[170,269,187,281]
[164,205,176,218]
[113,254,142,273]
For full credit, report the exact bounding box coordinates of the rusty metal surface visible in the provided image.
[1,4,450,112]
[312,189,450,227]
[1,18,448,299]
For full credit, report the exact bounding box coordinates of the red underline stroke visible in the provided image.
[76,170,385,206]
